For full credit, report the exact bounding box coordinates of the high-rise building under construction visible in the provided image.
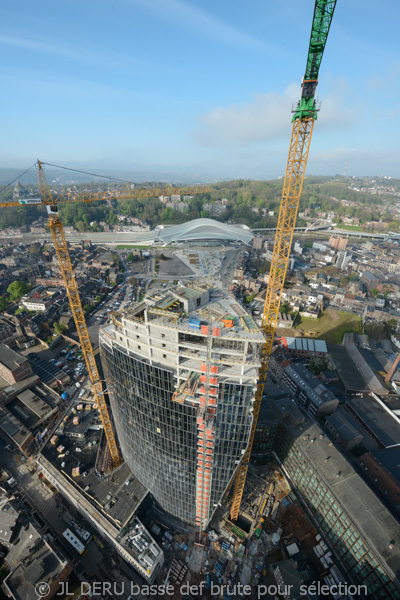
[100,284,264,528]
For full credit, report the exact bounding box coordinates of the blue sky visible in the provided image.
[2,0,399,180]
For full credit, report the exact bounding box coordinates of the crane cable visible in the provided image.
[42,161,146,186]
[0,163,36,195]
[1,159,179,198]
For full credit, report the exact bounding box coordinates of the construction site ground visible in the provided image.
[279,500,327,578]
[144,460,321,599]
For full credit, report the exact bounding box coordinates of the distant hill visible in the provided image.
[0,166,213,186]
[0,172,398,232]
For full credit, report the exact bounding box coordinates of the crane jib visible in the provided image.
[292,0,337,122]
[303,0,337,90]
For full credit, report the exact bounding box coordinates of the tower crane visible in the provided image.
[230,0,337,522]
[375,246,386,267]
[0,161,210,468]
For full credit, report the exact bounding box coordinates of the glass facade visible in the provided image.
[101,341,254,526]
[210,382,253,509]
[277,430,400,600]
[252,423,281,458]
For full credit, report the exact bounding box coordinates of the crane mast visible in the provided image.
[36,161,122,467]
[230,0,337,522]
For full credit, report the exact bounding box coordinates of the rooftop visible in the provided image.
[258,381,287,425]
[30,359,68,387]
[41,400,148,529]
[17,388,54,419]
[325,411,361,443]
[372,447,400,480]
[38,400,163,580]
[155,218,253,245]
[119,284,264,343]
[280,337,328,354]
[346,394,400,448]
[329,343,385,393]
[286,417,400,585]
[284,363,337,407]
[0,372,40,404]
[0,405,32,447]
[0,495,19,544]
[0,343,27,370]
[361,271,379,282]
[4,521,69,600]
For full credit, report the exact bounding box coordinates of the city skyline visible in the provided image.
[2,0,400,179]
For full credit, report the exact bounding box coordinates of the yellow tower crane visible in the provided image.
[1,160,210,468]
[375,247,386,267]
[230,0,338,522]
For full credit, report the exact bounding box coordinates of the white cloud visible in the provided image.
[193,78,358,146]
[130,0,272,52]
[193,84,300,146]
[0,33,78,58]
[316,77,358,131]
[0,33,138,70]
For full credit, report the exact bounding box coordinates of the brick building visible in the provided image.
[0,344,32,384]
[356,447,400,519]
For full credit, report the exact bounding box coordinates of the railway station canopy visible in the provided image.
[155,218,253,246]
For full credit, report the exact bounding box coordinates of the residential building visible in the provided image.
[38,399,163,583]
[336,250,352,269]
[356,447,400,519]
[21,297,51,312]
[253,237,264,250]
[281,363,339,417]
[166,202,189,213]
[293,241,303,254]
[203,202,227,217]
[324,411,363,452]
[361,271,380,292]
[329,236,348,251]
[2,521,72,600]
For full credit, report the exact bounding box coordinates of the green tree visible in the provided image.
[0,297,9,311]
[364,321,385,340]
[127,252,134,262]
[7,281,29,301]
[0,561,9,582]
[371,288,378,298]
[54,321,68,335]
[75,220,86,233]
[384,319,397,337]
[83,303,92,313]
